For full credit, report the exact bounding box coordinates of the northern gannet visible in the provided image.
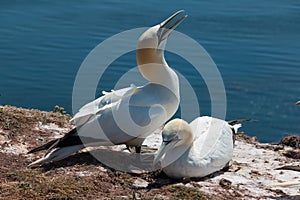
[28,10,187,166]
[154,117,240,179]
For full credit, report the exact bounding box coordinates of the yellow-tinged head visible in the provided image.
[136,10,187,67]
[154,118,194,165]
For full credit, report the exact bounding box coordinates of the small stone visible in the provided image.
[182,177,191,183]
[274,145,284,151]
[269,189,286,196]
[250,170,261,175]
[281,149,300,159]
[250,136,258,142]
[132,178,148,189]
[219,178,232,189]
[280,135,300,148]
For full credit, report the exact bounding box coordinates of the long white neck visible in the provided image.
[136,48,179,100]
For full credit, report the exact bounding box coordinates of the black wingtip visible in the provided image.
[27,139,57,154]
[227,118,252,125]
[28,128,79,154]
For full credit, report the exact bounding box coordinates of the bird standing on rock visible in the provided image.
[28,10,187,167]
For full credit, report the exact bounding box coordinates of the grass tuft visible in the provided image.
[3,169,98,199]
[170,185,205,199]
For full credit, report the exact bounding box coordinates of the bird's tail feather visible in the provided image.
[27,139,58,154]
[231,124,242,134]
[27,128,78,154]
[28,145,83,167]
[227,118,251,125]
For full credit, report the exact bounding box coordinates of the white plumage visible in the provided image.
[28,10,187,166]
[154,116,238,179]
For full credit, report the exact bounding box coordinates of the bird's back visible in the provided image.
[163,116,233,178]
[73,83,179,146]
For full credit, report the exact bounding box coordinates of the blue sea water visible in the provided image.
[0,0,300,142]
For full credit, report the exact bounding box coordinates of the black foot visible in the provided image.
[135,146,141,154]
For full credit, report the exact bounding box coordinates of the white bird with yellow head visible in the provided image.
[154,116,239,179]
[28,11,187,167]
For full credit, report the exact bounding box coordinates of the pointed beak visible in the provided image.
[153,141,170,165]
[158,10,187,45]
[296,101,300,106]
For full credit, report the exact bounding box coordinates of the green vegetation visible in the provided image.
[0,106,211,199]
[54,105,66,114]
[0,106,71,133]
[170,185,205,199]
[3,169,95,199]
[236,131,245,136]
